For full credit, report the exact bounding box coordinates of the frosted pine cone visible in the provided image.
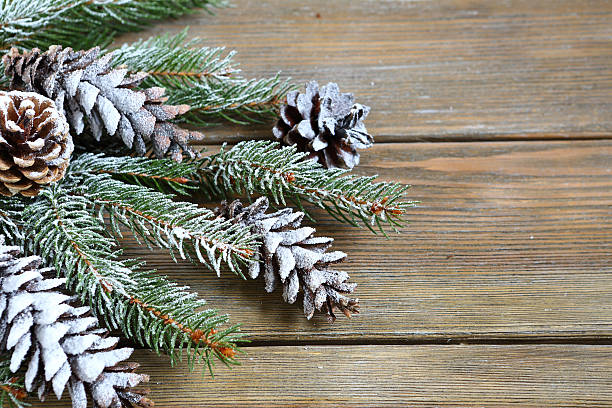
[0,236,153,408]
[3,45,203,162]
[0,91,73,197]
[273,81,373,169]
[217,197,359,322]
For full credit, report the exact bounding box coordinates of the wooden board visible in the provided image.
[35,345,612,407]
[25,1,612,406]
[116,140,612,342]
[116,0,612,143]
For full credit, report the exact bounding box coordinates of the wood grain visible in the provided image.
[29,3,612,406]
[34,345,612,407]
[115,0,612,143]
[116,140,612,342]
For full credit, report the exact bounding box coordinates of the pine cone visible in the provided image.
[0,90,73,197]
[0,237,153,408]
[3,45,204,162]
[273,81,373,169]
[217,197,359,322]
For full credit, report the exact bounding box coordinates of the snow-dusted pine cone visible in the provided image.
[0,90,73,197]
[273,81,373,169]
[3,45,203,162]
[217,197,359,322]
[0,236,153,408]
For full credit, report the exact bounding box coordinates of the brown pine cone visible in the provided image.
[0,90,73,197]
[273,81,373,169]
[3,45,203,162]
[217,197,359,322]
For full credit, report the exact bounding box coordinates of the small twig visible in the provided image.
[96,198,254,258]
[128,296,236,358]
[220,159,405,218]
[95,169,192,185]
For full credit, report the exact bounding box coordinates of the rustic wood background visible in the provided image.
[38,0,612,406]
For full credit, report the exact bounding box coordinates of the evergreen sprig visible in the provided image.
[0,0,227,51]
[1,21,292,127]
[171,75,293,125]
[0,71,7,89]
[19,183,242,373]
[199,140,416,234]
[111,29,238,90]
[70,152,199,194]
[0,196,23,246]
[21,185,137,313]
[116,264,243,371]
[0,0,80,50]
[67,161,257,276]
[0,357,27,408]
[109,30,293,126]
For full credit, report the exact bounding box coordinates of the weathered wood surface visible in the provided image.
[118,0,612,143]
[30,1,612,406]
[117,141,612,342]
[39,346,612,407]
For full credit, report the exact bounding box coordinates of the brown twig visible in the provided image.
[95,169,192,185]
[223,160,405,218]
[52,201,114,293]
[96,199,254,258]
[0,382,27,400]
[136,69,234,80]
[128,296,236,358]
[191,97,284,113]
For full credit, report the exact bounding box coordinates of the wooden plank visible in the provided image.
[117,140,612,342]
[34,345,612,407]
[115,0,612,143]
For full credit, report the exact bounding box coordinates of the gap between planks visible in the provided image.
[119,336,612,351]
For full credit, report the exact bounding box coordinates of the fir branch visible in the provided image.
[170,76,293,125]
[199,140,417,234]
[0,0,228,51]
[110,30,293,125]
[70,152,200,195]
[111,28,238,89]
[21,185,134,308]
[0,196,24,246]
[119,265,243,369]
[0,71,7,90]
[0,0,82,50]
[66,168,257,276]
[20,185,242,372]
[0,357,27,408]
